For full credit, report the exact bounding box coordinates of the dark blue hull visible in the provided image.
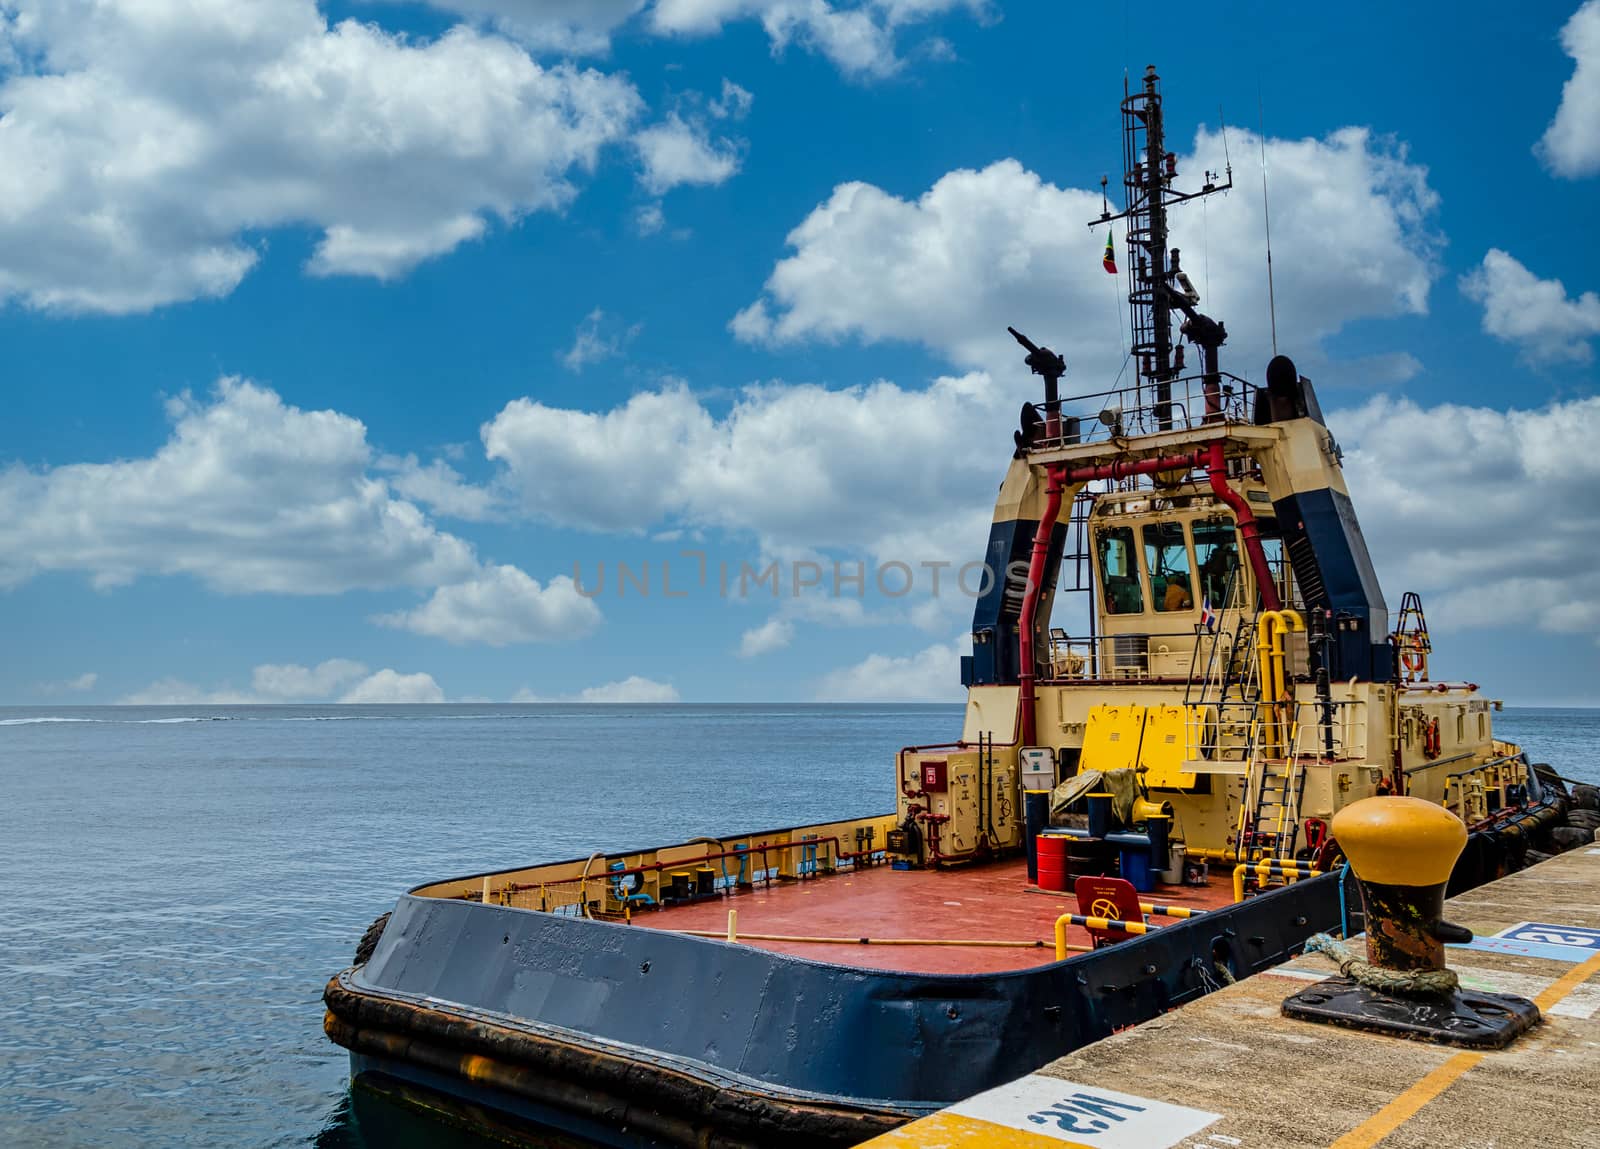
[325,872,1356,1148]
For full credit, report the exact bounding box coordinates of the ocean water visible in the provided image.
[0,703,1594,1148]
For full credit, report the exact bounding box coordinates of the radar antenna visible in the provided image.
[1092,65,1233,430]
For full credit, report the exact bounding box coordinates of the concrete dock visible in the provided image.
[858,845,1600,1148]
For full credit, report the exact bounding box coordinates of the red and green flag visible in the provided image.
[1102,229,1117,274]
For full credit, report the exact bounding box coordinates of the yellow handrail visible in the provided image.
[1053,912,1153,959]
[1232,859,1317,902]
[1255,609,1305,756]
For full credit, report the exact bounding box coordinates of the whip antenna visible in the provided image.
[1257,86,1278,355]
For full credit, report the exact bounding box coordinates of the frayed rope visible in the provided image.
[1303,932,1459,997]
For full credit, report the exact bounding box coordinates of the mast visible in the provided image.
[1096,66,1232,430]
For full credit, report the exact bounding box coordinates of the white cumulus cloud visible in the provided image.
[738,616,795,656]
[733,128,1440,386]
[1337,394,1600,643]
[36,671,99,695]
[482,373,1002,559]
[578,675,680,702]
[0,0,641,313]
[392,0,649,54]
[815,639,964,700]
[0,378,478,594]
[375,564,602,645]
[635,112,743,195]
[119,659,445,703]
[340,668,447,703]
[649,0,987,78]
[562,307,641,371]
[513,675,679,701]
[250,659,370,701]
[1538,0,1600,178]
[1461,249,1600,364]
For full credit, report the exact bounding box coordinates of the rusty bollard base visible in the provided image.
[1282,978,1541,1049]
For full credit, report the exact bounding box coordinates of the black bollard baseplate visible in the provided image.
[1282,977,1541,1049]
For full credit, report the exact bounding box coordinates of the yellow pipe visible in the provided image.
[1054,913,1152,959]
[1143,903,1201,919]
[1028,888,1203,918]
[1254,609,1305,756]
[1232,860,1315,902]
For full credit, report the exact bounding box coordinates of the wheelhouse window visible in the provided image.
[1096,526,1144,615]
[1192,519,1241,611]
[1142,522,1194,612]
[1257,519,1292,604]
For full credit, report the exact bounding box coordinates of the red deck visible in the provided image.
[630,857,1240,974]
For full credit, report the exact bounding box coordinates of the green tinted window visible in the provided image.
[1142,521,1193,612]
[1096,526,1143,615]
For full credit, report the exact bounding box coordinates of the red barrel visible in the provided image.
[1036,834,1070,892]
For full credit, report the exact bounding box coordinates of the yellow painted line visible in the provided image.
[1328,950,1600,1148]
[1325,1051,1484,1149]
[863,1111,1093,1149]
[1533,949,1600,1010]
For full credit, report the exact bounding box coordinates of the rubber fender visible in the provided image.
[354,912,392,967]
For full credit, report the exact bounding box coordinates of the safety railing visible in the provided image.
[421,814,899,919]
[1052,902,1206,958]
[1029,371,1261,451]
[1285,698,1368,763]
[1046,629,1216,681]
[1445,753,1529,825]
[1232,858,1319,902]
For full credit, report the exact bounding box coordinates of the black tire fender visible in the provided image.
[354,911,392,967]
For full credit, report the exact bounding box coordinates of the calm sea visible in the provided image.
[1,703,1594,1148]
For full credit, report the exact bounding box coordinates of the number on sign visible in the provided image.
[1501,923,1600,950]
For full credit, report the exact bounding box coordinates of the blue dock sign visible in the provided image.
[1496,922,1600,950]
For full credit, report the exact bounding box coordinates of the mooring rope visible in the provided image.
[1303,932,1459,997]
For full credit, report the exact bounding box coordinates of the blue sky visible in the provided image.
[1,0,1598,706]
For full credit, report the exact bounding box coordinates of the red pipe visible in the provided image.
[1201,440,1280,612]
[1062,451,1207,484]
[1017,467,1067,746]
[1013,441,1280,745]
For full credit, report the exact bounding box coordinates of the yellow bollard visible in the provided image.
[726,909,738,943]
[481,876,492,906]
[1283,796,1541,1048]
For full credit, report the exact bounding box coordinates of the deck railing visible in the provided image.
[1030,371,1260,451]
[413,813,899,919]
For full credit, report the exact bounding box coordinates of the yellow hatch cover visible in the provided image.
[1080,704,1145,773]
[1140,704,1197,789]
[1081,703,1197,790]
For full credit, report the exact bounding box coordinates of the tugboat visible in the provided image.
[324,68,1580,1148]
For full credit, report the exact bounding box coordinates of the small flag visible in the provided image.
[1102,229,1117,274]
[1200,596,1216,633]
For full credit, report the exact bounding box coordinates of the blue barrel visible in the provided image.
[1120,847,1155,892]
[1023,790,1050,883]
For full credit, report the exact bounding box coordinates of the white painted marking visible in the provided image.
[1585,848,1600,856]
[1455,968,1600,1019]
[949,1074,1219,1146]
[1262,965,1329,983]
